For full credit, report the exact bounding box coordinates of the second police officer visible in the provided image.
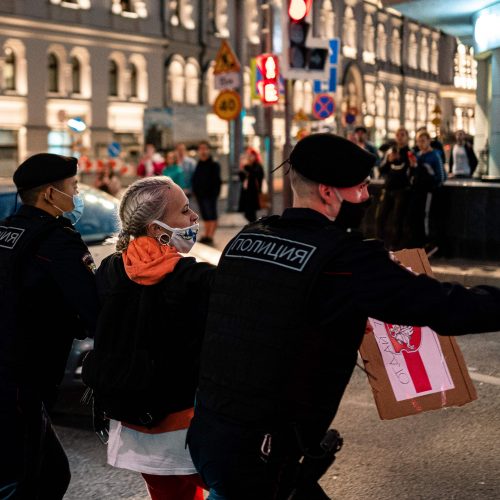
[187,134,500,500]
[0,154,100,499]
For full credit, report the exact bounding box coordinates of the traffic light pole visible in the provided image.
[283,78,293,209]
[262,2,274,214]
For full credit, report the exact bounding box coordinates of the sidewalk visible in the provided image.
[205,207,500,288]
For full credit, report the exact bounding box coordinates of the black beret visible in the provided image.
[13,153,78,190]
[289,133,376,188]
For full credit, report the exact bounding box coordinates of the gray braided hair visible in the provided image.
[116,176,173,252]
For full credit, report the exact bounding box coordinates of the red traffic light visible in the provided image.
[256,54,280,105]
[288,0,312,22]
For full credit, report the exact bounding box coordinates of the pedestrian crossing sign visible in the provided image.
[214,40,241,75]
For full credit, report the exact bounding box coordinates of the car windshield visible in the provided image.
[0,183,121,245]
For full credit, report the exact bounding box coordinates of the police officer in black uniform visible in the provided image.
[187,134,500,500]
[0,154,100,499]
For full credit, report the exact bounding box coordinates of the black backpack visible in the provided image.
[81,276,171,427]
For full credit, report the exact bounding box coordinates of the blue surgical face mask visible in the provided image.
[63,194,84,225]
[152,219,199,253]
[49,186,85,225]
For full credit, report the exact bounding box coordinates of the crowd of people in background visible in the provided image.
[90,127,478,253]
[371,127,477,255]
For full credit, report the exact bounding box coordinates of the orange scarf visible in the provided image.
[122,236,181,285]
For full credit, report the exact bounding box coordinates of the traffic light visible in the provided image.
[256,54,280,105]
[281,0,329,80]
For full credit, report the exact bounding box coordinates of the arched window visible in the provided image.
[215,0,229,37]
[408,32,417,69]
[185,59,200,104]
[246,0,260,45]
[129,63,138,97]
[344,7,356,48]
[404,90,416,134]
[375,83,386,117]
[168,58,185,103]
[71,56,81,94]
[48,53,59,92]
[377,24,387,61]
[430,39,438,74]
[391,28,401,65]
[4,47,16,91]
[179,0,196,30]
[205,62,217,106]
[363,16,375,53]
[109,60,118,96]
[420,37,429,72]
[388,87,400,119]
[319,0,335,39]
[416,92,427,128]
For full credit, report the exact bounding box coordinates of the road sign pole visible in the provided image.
[227,0,245,212]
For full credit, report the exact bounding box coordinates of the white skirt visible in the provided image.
[107,420,198,476]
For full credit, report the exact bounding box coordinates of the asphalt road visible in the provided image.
[55,332,500,500]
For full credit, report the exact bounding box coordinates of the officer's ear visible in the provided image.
[318,184,334,205]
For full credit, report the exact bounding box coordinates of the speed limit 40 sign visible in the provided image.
[214,90,241,121]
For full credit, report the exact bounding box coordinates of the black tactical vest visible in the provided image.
[199,215,350,424]
[0,212,59,387]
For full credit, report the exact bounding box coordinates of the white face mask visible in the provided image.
[152,219,199,253]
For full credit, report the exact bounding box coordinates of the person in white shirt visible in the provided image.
[449,130,478,179]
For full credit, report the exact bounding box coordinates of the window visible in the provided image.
[111,0,147,18]
[420,37,429,72]
[129,63,138,97]
[71,56,81,94]
[430,39,439,74]
[377,24,387,61]
[246,0,260,45]
[344,7,356,48]
[109,60,118,96]
[50,0,91,8]
[205,62,217,106]
[48,53,59,92]
[454,44,477,90]
[179,0,196,30]
[185,59,200,104]
[375,83,386,117]
[215,0,230,37]
[404,90,415,133]
[388,87,400,133]
[319,0,335,39]
[408,32,417,69]
[363,16,375,53]
[168,58,185,103]
[416,92,426,129]
[365,82,376,116]
[391,28,401,65]
[4,47,16,91]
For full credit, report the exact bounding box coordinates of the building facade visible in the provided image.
[0,0,476,177]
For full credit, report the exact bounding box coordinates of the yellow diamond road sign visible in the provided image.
[214,40,241,75]
[213,90,241,121]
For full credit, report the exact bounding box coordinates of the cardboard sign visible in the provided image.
[359,248,477,420]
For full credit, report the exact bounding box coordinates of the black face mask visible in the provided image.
[334,198,372,231]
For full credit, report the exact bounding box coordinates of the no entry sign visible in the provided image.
[312,94,335,120]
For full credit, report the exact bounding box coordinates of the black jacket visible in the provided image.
[0,205,99,406]
[192,156,222,199]
[199,208,500,428]
[95,252,215,414]
[449,143,478,176]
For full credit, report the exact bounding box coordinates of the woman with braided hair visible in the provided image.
[94,176,214,500]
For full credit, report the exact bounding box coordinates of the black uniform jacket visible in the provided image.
[199,208,500,429]
[0,205,100,407]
